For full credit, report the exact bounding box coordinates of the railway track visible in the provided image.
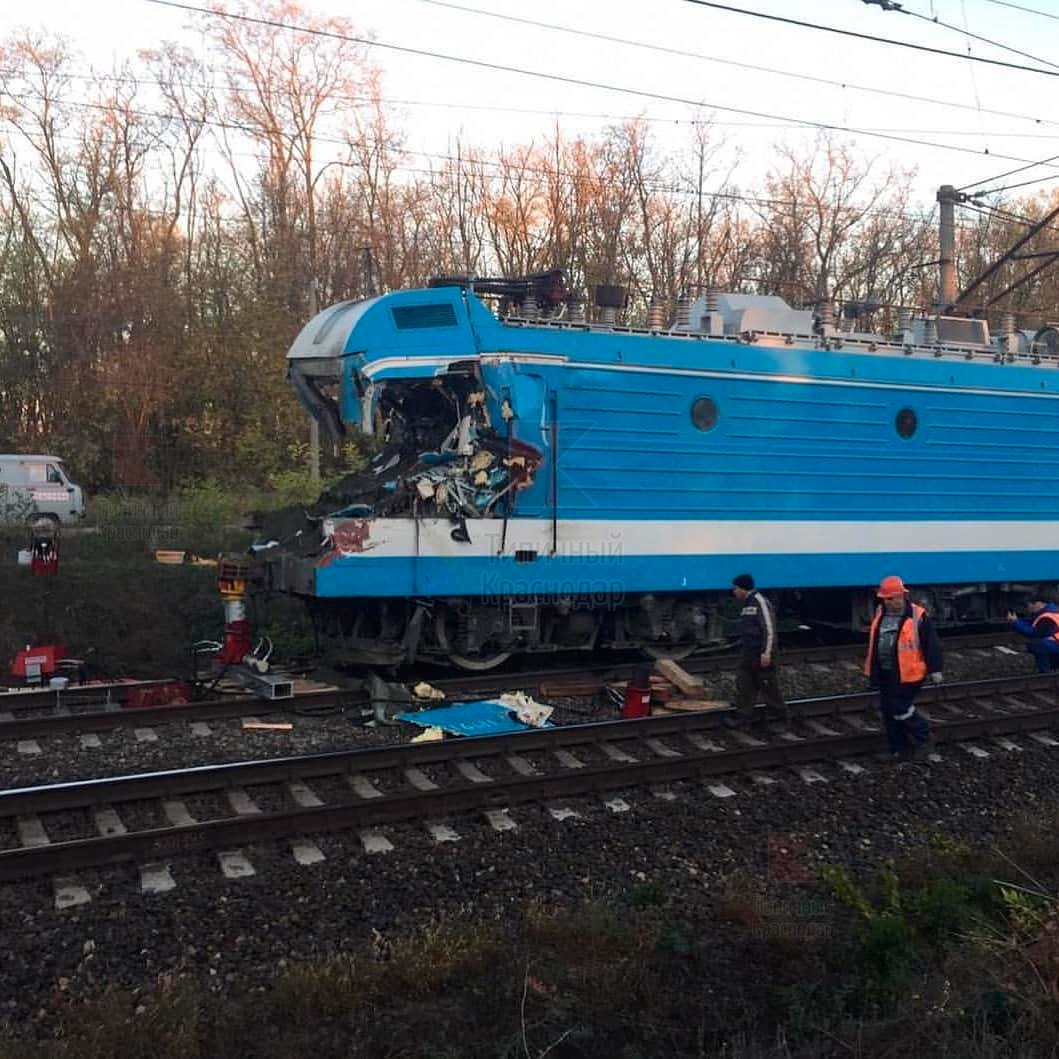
[0,688,345,743]
[2,670,1057,889]
[426,629,1017,694]
[0,631,1019,743]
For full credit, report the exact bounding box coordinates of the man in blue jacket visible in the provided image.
[725,573,785,727]
[1006,599,1059,673]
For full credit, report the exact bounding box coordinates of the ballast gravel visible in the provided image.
[3,711,1059,1034]
[0,639,1053,1036]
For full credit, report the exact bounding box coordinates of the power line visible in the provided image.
[900,4,1059,72]
[958,152,1059,193]
[981,0,1059,22]
[2,86,970,232]
[6,62,1059,139]
[678,0,1059,77]
[959,199,1059,239]
[971,173,1059,197]
[41,3,1059,134]
[407,0,1059,130]
[139,0,1059,173]
[951,0,1059,191]
[0,89,796,212]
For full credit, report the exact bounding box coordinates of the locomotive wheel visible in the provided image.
[445,648,514,672]
[434,609,513,671]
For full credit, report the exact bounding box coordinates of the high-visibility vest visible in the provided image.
[864,603,928,683]
[1032,611,1059,644]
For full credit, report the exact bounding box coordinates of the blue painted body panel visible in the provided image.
[290,287,1059,598]
[310,551,1057,599]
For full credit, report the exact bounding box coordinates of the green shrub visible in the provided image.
[906,877,976,939]
[261,469,322,510]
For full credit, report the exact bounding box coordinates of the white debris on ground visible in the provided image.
[497,691,553,728]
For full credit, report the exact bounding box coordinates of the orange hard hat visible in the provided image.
[877,575,907,599]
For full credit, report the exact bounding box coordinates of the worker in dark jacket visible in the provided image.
[864,575,943,761]
[726,573,785,727]
[1006,599,1059,672]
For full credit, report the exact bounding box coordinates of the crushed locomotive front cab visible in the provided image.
[265,282,591,668]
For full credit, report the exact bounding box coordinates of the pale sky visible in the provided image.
[6,0,1059,214]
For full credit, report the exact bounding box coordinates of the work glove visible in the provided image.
[928,672,943,685]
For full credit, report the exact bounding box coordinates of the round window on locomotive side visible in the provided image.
[691,397,719,431]
[896,408,917,439]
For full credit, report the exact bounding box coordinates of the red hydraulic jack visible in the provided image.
[216,556,254,666]
[211,556,292,700]
[622,664,654,719]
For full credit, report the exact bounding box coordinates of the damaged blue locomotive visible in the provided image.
[262,269,1059,669]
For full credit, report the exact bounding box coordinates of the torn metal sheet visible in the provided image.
[396,697,555,738]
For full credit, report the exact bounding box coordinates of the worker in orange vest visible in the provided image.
[1006,599,1059,673]
[864,575,943,761]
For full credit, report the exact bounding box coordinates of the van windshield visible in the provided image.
[19,462,66,485]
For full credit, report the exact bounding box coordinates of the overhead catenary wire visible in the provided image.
[957,199,1059,243]
[6,62,1059,139]
[893,0,1059,193]
[2,1,1049,241]
[12,0,1059,136]
[959,199,1043,229]
[898,3,1059,72]
[137,0,1059,174]
[958,153,1059,194]
[981,0,1059,23]
[0,82,1004,235]
[974,174,1059,197]
[0,90,794,209]
[409,0,1059,129]
[678,0,1059,77]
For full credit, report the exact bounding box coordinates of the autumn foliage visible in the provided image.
[0,2,1054,489]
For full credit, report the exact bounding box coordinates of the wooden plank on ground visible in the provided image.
[612,677,674,689]
[660,699,729,713]
[652,658,706,697]
[539,681,603,698]
[291,679,339,694]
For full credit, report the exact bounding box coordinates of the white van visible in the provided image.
[0,455,86,525]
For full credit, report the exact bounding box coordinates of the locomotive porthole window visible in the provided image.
[691,397,719,431]
[896,408,917,439]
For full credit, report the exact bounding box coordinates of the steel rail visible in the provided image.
[0,672,1056,882]
[1,670,1054,816]
[0,689,345,741]
[0,680,176,710]
[429,630,1015,696]
[0,632,1017,742]
[0,688,1056,881]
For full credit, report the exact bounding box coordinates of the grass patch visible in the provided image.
[11,808,1059,1054]
[0,483,322,678]
[7,875,1059,1057]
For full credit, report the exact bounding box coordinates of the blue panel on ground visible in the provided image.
[396,699,553,737]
